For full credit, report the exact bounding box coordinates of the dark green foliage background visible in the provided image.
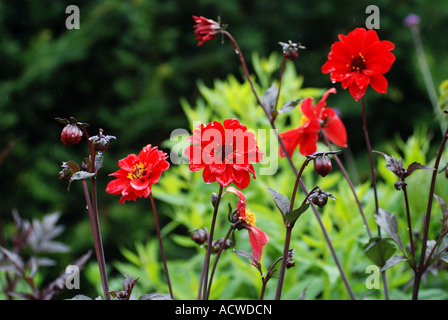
[1,0,447,297]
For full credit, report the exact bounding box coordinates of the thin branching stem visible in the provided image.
[198,185,224,300]
[361,96,389,300]
[150,193,174,299]
[413,126,448,299]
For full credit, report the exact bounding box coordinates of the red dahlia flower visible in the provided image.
[106,144,169,204]
[192,15,222,46]
[321,27,395,101]
[279,88,347,157]
[185,119,263,190]
[227,187,269,262]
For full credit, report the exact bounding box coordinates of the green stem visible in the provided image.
[150,193,174,299]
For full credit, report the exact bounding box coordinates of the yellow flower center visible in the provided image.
[127,163,147,180]
[300,114,308,126]
[244,208,256,227]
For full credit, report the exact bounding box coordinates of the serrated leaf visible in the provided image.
[363,237,397,268]
[267,187,290,216]
[285,203,310,226]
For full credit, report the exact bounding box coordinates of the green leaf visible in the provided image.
[262,83,278,112]
[363,237,397,268]
[267,187,290,216]
[68,171,96,190]
[278,99,303,114]
[374,208,404,253]
[285,203,310,226]
[381,254,408,272]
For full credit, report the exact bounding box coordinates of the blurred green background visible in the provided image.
[1,0,448,299]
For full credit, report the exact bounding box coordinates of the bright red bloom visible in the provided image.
[279,88,347,157]
[185,119,263,190]
[321,27,395,101]
[227,187,269,262]
[106,144,170,204]
[192,15,222,46]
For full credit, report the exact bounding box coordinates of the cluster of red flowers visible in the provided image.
[103,18,396,267]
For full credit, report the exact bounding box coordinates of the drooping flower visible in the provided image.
[321,27,395,101]
[279,88,347,157]
[185,119,263,190]
[227,187,269,262]
[106,144,169,204]
[192,15,223,46]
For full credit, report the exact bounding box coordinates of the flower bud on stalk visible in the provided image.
[313,154,332,177]
[61,124,83,146]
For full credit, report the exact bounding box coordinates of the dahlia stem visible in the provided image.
[206,225,235,299]
[222,29,354,299]
[81,179,109,300]
[275,224,292,300]
[149,193,174,299]
[275,158,310,300]
[274,55,287,112]
[198,185,223,300]
[321,132,373,238]
[402,185,416,261]
[361,96,389,300]
[413,126,448,299]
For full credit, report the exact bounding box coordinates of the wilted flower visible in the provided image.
[321,27,395,101]
[279,88,347,157]
[227,187,269,262]
[192,15,224,46]
[106,144,170,204]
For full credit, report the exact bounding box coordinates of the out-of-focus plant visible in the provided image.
[0,210,90,300]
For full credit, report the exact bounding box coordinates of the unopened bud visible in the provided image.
[313,154,332,177]
[192,228,207,245]
[308,189,336,208]
[61,124,83,146]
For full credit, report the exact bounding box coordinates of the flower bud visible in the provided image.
[192,228,207,245]
[89,129,116,152]
[307,189,336,208]
[313,154,332,177]
[279,41,305,61]
[61,124,83,146]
